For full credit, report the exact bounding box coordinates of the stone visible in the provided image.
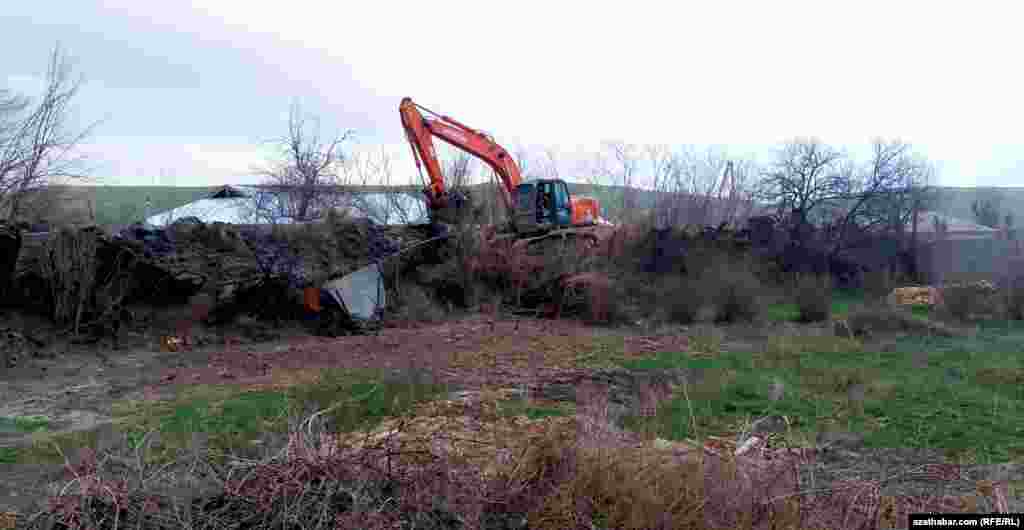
[749,415,787,437]
[815,430,863,452]
[833,319,853,339]
[768,378,786,402]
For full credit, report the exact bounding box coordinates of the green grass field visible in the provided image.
[88,186,216,225]
[617,321,1024,463]
[764,288,865,322]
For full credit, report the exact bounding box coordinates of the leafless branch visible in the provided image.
[0,44,99,221]
[341,147,425,225]
[755,138,849,226]
[253,101,355,222]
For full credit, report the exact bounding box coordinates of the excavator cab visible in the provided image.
[513,179,573,234]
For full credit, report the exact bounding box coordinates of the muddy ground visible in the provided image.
[2,310,1023,518]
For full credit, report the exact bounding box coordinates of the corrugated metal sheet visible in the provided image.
[323,262,385,320]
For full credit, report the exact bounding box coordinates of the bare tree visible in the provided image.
[823,139,936,250]
[648,145,757,230]
[254,101,355,222]
[341,147,425,225]
[590,140,641,223]
[538,146,562,180]
[755,138,850,228]
[0,45,98,221]
[443,149,476,191]
[645,144,673,228]
[512,144,534,179]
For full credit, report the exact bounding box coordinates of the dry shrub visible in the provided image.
[1002,275,1024,320]
[794,274,832,323]
[938,281,998,322]
[392,283,446,323]
[24,384,1004,530]
[706,261,763,323]
[39,226,100,333]
[689,324,725,355]
[862,267,894,302]
[559,272,624,325]
[847,304,959,338]
[659,275,705,324]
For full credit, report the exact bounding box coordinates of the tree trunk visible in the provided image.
[910,198,920,283]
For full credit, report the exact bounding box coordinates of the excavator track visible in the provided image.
[513,229,602,257]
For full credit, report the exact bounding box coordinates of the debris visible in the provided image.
[160,335,183,353]
[0,328,35,369]
[323,262,386,321]
[888,286,943,307]
[833,319,853,339]
[768,378,786,401]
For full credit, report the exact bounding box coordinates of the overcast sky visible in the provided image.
[3,1,1022,188]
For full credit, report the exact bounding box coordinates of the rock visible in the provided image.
[833,319,853,339]
[768,378,786,401]
[738,415,787,447]
[815,429,863,452]
[0,328,34,369]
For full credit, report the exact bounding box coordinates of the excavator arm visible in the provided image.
[400,97,521,215]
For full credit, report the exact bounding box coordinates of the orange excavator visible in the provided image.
[400,97,611,251]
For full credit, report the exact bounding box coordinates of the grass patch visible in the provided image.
[495,398,572,420]
[767,288,864,322]
[10,369,448,466]
[0,415,51,434]
[285,368,448,434]
[0,446,18,464]
[613,324,1024,463]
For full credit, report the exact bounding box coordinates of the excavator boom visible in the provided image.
[400,97,521,214]
[400,97,607,241]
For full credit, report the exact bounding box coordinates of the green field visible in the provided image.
[33,183,1024,228]
[617,320,1024,463]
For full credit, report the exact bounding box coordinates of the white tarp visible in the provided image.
[147,185,428,227]
[323,262,385,320]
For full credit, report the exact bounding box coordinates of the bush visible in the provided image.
[794,274,832,323]
[847,304,959,337]
[707,263,763,323]
[1004,276,1024,321]
[662,276,704,324]
[939,281,998,322]
[862,267,894,302]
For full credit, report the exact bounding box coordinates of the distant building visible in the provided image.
[910,210,998,241]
